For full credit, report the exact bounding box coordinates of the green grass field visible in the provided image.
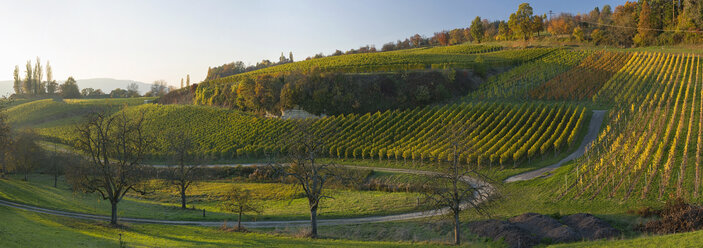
[0,174,423,221]
[0,205,448,248]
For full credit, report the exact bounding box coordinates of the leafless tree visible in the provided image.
[149,80,169,97]
[421,121,496,245]
[163,130,202,209]
[219,187,261,231]
[65,110,152,226]
[10,130,43,181]
[271,119,340,238]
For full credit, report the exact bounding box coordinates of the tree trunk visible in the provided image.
[180,187,187,209]
[238,206,243,230]
[110,202,118,225]
[454,210,461,245]
[310,207,318,238]
[54,167,58,188]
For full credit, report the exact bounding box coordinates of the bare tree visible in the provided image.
[272,119,339,238]
[163,130,201,209]
[149,80,169,97]
[10,130,43,181]
[65,110,152,226]
[219,187,261,231]
[421,121,495,245]
[127,83,140,97]
[47,145,76,188]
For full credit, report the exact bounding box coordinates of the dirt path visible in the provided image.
[13,109,603,227]
[0,165,492,228]
[504,110,607,183]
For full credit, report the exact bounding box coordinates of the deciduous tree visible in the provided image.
[163,130,202,209]
[634,0,658,46]
[272,119,341,238]
[421,121,495,245]
[59,77,81,99]
[470,16,485,43]
[12,66,21,95]
[219,187,261,231]
[66,110,153,226]
[508,3,535,40]
[10,130,42,181]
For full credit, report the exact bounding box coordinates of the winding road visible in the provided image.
[504,110,607,183]
[1,110,605,228]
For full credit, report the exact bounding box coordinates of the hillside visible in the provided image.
[188,44,556,114]
[4,46,703,248]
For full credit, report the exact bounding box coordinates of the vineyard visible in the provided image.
[196,46,553,89]
[529,51,632,101]
[466,49,589,100]
[6,98,154,127]
[558,53,702,200]
[34,101,587,167]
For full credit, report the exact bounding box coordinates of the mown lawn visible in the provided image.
[0,205,446,248]
[0,174,422,221]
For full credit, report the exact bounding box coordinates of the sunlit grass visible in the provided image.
[0,174,422,221]
[0,205,443,248]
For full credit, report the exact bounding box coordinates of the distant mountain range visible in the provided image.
[0,78,152,97]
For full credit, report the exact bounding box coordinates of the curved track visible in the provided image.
[0,165,491,228]
[504,110,607,183]
[3,111,605,227]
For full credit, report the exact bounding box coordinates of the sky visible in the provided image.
[0,0,626,86]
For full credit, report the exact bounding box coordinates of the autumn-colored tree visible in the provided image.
[633,0,658,47]
[610,1,638,47]
[470,16,485,43]
[434,31,450,46]
[572,26,585,41]
[448,28,466,45]
[547,14,575,35]
[410,34,423,47]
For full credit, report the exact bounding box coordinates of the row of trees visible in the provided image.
[0,106,491,245]
[205,53,294,80]
[10,58,148,99]
[12,58,59,97]
[202,2,702,85]
[552,1,703,47]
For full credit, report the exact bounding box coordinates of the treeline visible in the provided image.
[205,1,702,81]
[549,0,703,47]
[205,52,294,81]
[195,69,477,115]
[12,58,66,97]
[11,58,142,99]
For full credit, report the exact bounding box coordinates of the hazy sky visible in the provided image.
[0,0,625,86]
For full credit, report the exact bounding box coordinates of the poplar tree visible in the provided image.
[13,66,21,95]
[23,61,33,95]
